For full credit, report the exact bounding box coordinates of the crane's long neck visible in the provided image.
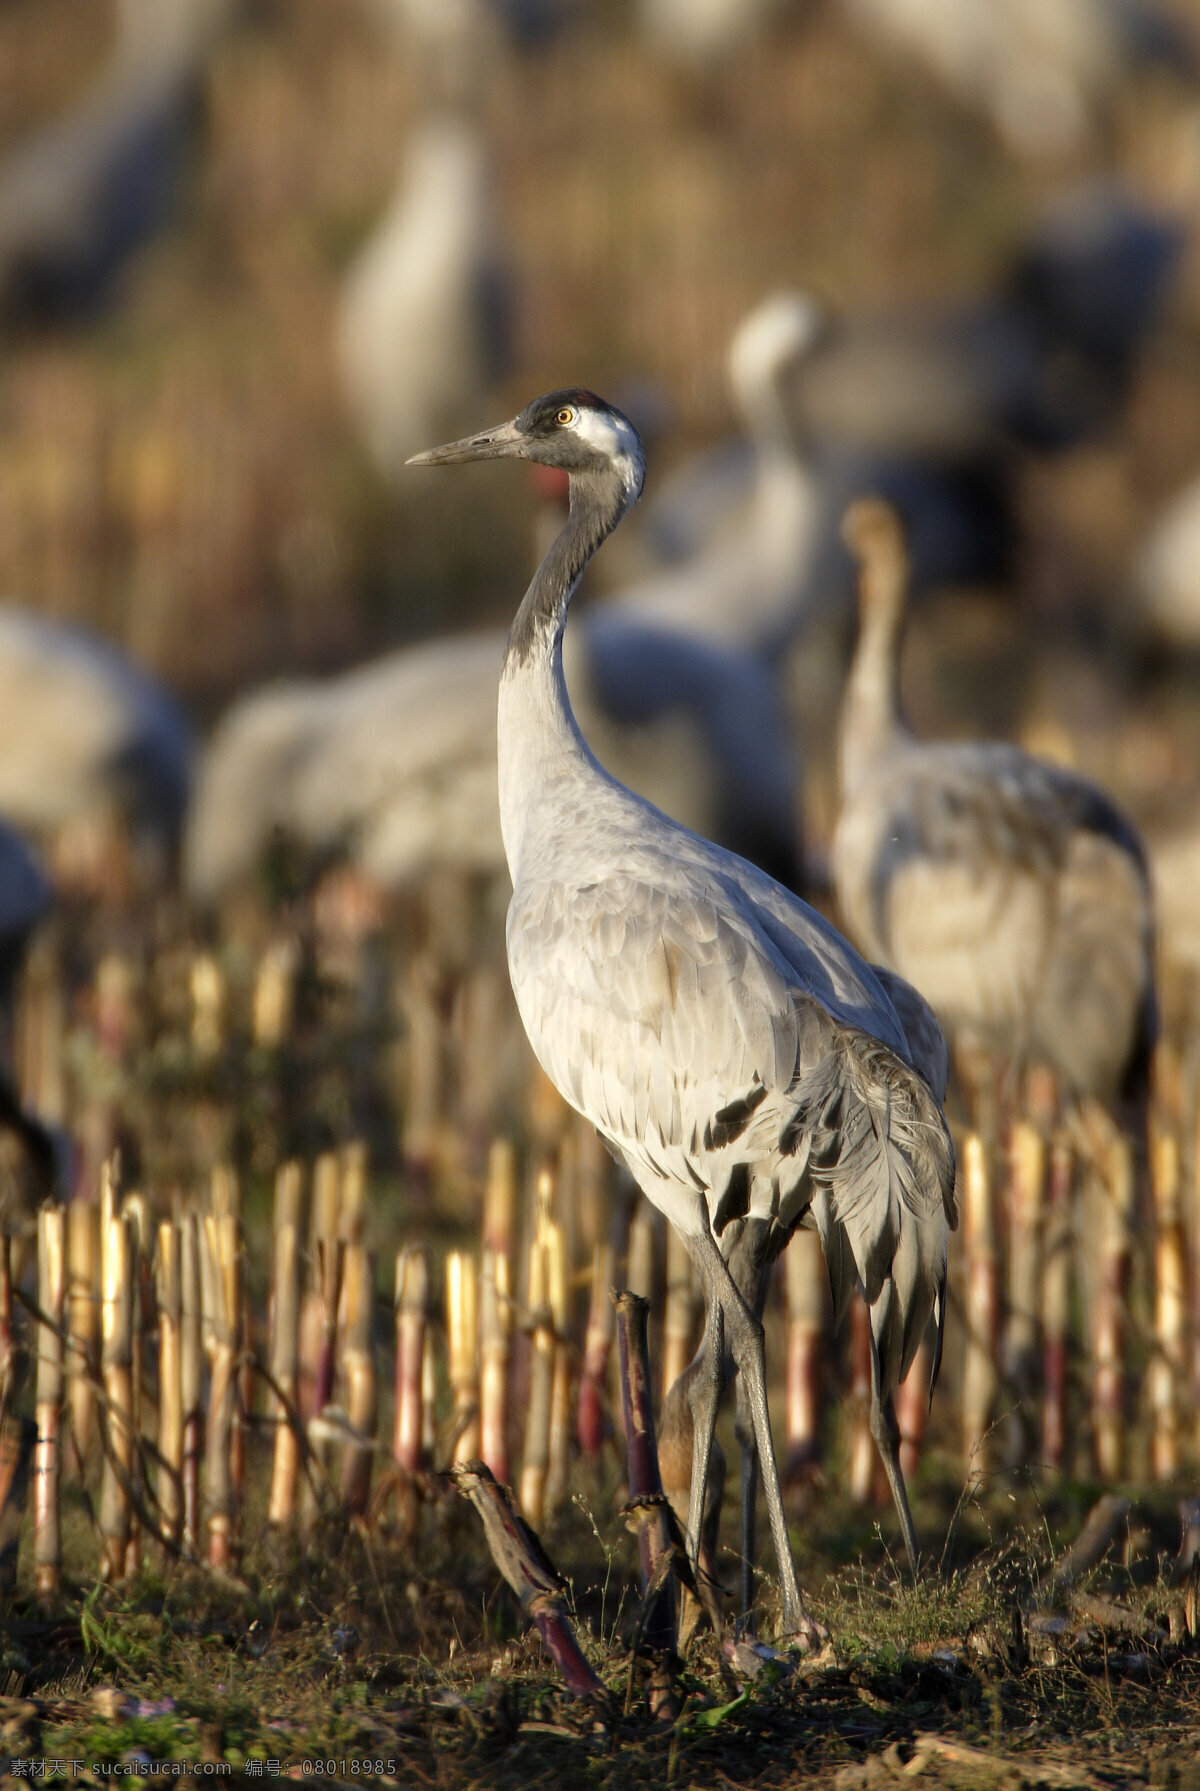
[838,591,910,801]
[498,467,632,879]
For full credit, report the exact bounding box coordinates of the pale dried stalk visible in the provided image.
[274,1159,304,1233]
[1092,1134,1133,1480]
[301,1162,343,1522]
[1192,1094,1200,1463]
[960,1134,998,1472]
[1041,1134,1074,1473]
[180,1213,202,1554]
[401,952,442,1191]
[897,1336,932,1483]
[16,933,66,1123]
[662,1226,698,1402]
[421,1325,436,1458]
[627,1201,657,1303]
[446,1251,479,1466]
[203,1212,239,1569]
[478,1246,511,1483]
[785,1227,826,1479]
[340,1243,377,1515]
[848,1296,875,1505]
[520,1173,556,1526]
[190,952,225,1057]
[253,937,299,1048]
[393,1246,432,1476]
[95,953,136,1062]
[156,1222,183,1549]
[0,1235,13,1406]
[66,1199,99,1470]
[270,1161,304,1430]
[267,1220,301,1526]
[578,1240,615,1459]
[483,1139,517,1259]
[573,1120,611,1256]
[1004,1121,1046,1472]
[0,1415,34,1597]
[456,963,507,1157]
[545,1213,571,1517]
[34,1205,66,1597]
[121,1193,150,1577]
[99,1214,134,1580]
[1152,1131,1187,1481]
[340,1142,368,1245]
[312,1152,341,1253]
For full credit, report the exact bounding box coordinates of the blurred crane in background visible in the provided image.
[0,0,238,322]
[832,498,1156,1119]
[183,603,801,904]
[335,114,509,481]
[637,0,799,63]
[1132,471,1200,649]
[0,610,192,895]
[0,825,59,1208]
[842,0,1195,160]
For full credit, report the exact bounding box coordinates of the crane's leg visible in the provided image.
[690,1224,820,1646]
[733,1372,758,1628]
[868,1344,921,1579]
[683,1294,725,1578]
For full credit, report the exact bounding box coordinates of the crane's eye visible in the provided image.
[555,407,576,426]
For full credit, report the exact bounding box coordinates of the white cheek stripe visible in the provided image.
[572,408,643,498]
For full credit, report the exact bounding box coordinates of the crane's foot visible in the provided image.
[775,1602,829,1655]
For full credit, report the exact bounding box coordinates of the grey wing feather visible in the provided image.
[510,864,956,1399]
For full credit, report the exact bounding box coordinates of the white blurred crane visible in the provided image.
[609,293,825,647]
[637,0,798,62]
[335,115,507,480]
[1133,473,1200,649]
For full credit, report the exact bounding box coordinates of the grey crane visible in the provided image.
[0,0,237,322]
[183,600,799,903]
[0,823,59,1204]
[409,390,957,1634]
[843,0,1194,161]
[624,289,1014,653]
[0,610,191,891]
[833,497,1156,1107]
[1133,471,1200,650]
[607,293,825,648]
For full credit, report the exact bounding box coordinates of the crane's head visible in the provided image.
[407,389,646,505]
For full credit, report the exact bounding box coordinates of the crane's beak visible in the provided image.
[406,417,525,466]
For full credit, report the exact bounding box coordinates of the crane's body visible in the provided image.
[834,499,1155,1103]
[185,607,798,901]
[411,392,956,1633]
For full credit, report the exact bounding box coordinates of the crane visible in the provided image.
[0,0,237,321]
[183,608,799,903]
[335,115,509,481]
[842,0,1194,162]
[0,609,191,891]
[832,497,1156,1108]
[0,823,59,1204]
[409,390,956,1634]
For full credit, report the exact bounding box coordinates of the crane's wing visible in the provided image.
[508,867,955,1392]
